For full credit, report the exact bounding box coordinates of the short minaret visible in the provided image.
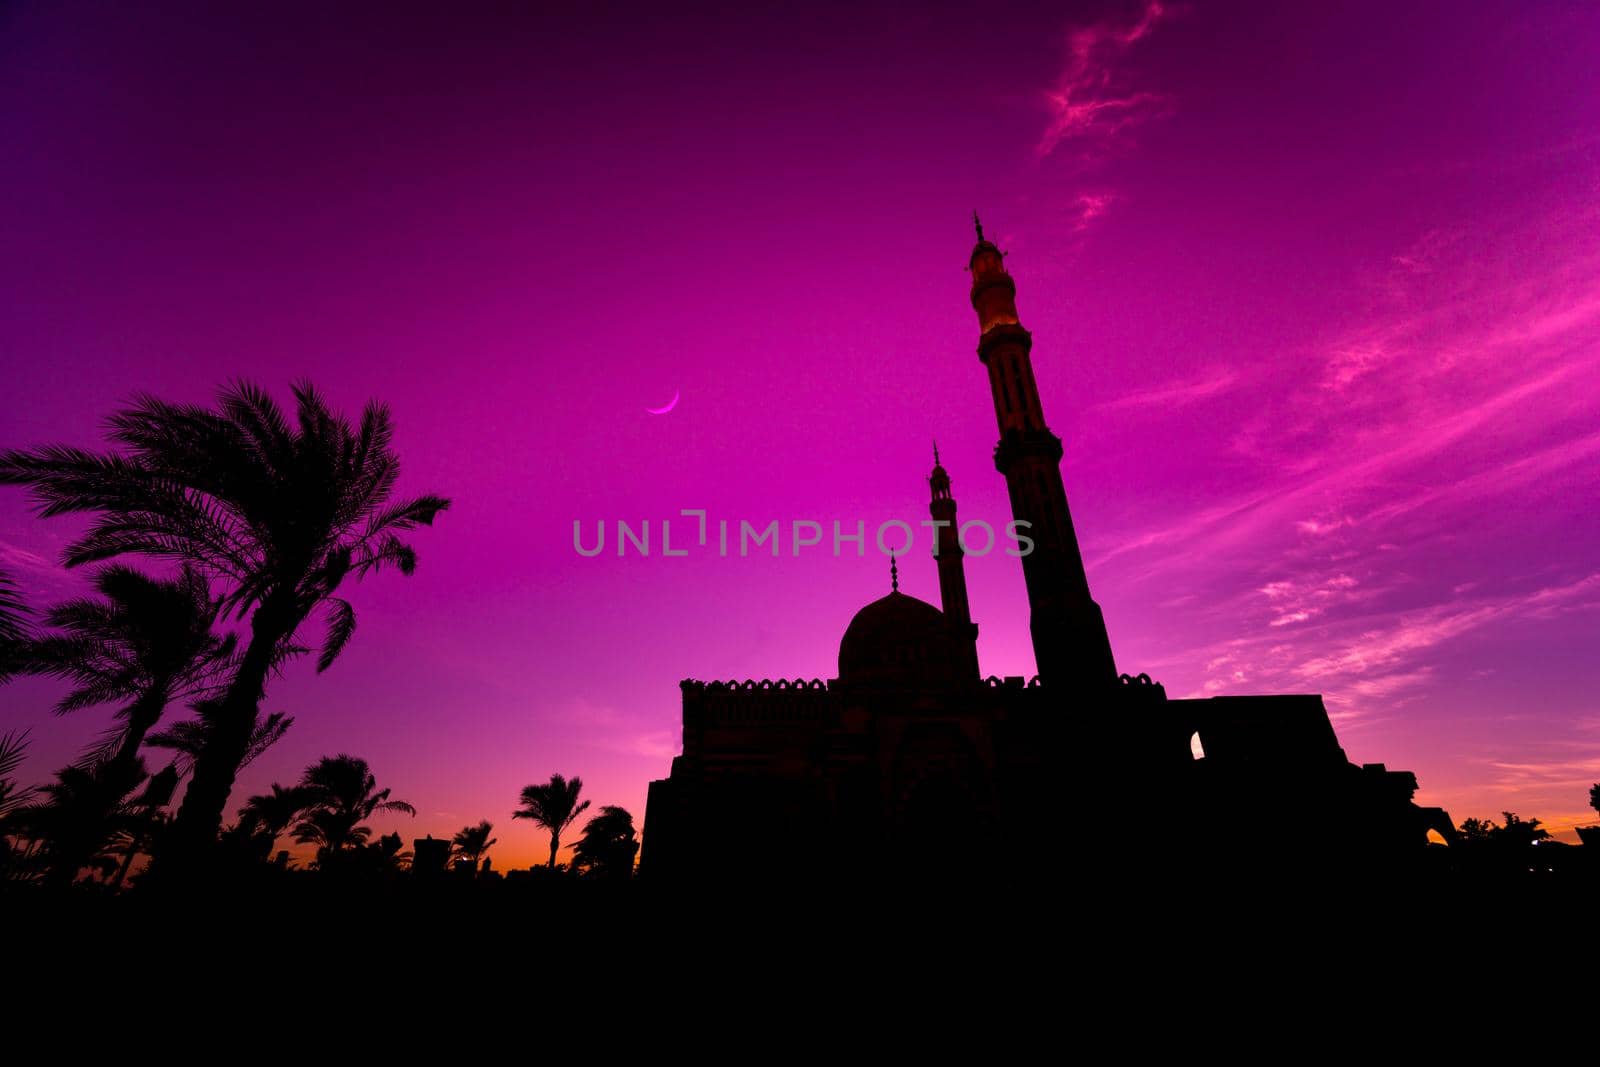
[968,213,1117,691]
[929,442,980,680]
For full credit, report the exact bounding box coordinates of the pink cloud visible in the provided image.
[1100,368,1238,411]
[1037,1,1171,160]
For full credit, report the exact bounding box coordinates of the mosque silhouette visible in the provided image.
[642,218,1453,882]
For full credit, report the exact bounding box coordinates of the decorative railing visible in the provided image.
[681,678,836,725]
[682,678,830,692]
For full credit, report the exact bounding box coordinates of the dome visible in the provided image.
[838,590,959,685]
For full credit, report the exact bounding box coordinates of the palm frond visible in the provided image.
[240,711,293,769]
[0,566,31,645]
[316,598,356,673]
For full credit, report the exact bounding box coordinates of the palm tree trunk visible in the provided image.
[165,597,297,867]
[110,689,168,770]
[111,827,145,889]
[548,832,559,868]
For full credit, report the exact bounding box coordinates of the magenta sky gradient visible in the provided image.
[3,2,1599,863]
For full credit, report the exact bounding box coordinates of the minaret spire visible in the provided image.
[968,219,1116,691]
[889,551,899,593]
[973,210,984,243]
[929,446,980,680]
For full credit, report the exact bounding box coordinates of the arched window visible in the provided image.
[1190,732,1206,760]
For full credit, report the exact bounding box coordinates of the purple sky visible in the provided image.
[3,2,1598,863]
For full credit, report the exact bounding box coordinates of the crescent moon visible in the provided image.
[646,388,680,415]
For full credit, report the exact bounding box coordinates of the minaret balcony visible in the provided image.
[993,428,1065,473]
[977,322,1032,361]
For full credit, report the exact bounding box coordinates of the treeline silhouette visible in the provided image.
[0,383,636,895]
[0,381,1595,898]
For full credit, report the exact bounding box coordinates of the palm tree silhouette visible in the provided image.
[0,383,449,861]
[7,563,232,889]
[145,700,293,778]
[236,783,312,860]
[12,565,235,775]
[291,754,414,859]
[571,805,639,880]
[5,567,233,885]
[108,763,180,888]
[514,774,590,868]
[452,820,497,869]
[20,757,151,885]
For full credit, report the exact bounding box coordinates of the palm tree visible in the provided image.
[12,565,234,776]
[291,754,414,858]
[571,805,638,880]
[145,700,294,778]
[20,757,151,885]
[0,382,449,859]
[513,774,590,868]
[451,820,497,869]
[107,763,180,888]
[236,783,311,860]
[4,566,230,885]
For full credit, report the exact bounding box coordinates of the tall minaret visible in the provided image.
[929,442,980,680]
[968,213,1116,691]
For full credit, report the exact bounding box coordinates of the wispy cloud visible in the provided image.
[1269,610,1315,627]
[0,539,57,576]
[1067,191,1117,232]
[1164,573,1600,721]
[1100,368,1238,411]
[562,697,681,760]
[1037,1,1171,162]
[1091,202,1600,584]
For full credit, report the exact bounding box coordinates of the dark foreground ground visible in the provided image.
[7,869,1593,1042]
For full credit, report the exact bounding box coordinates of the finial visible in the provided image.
[890,551,899,593]
[932,439,941,467]
[973,211,984,243]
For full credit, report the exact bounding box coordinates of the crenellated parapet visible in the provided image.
[681,677,831,692]
[1118,671,1169,702]
[981,674,1044,688]
[680,677,838,730]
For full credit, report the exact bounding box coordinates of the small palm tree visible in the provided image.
[19,757,151,885]
[105,764,181,888]
[12,565,235,773]
[0,382,449,857]
[513,774,589,868]
[291,754,414,858]
[6,567,232,884]
[236,783,311,859]
[451,820,497,869]
[571,805,638,880]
